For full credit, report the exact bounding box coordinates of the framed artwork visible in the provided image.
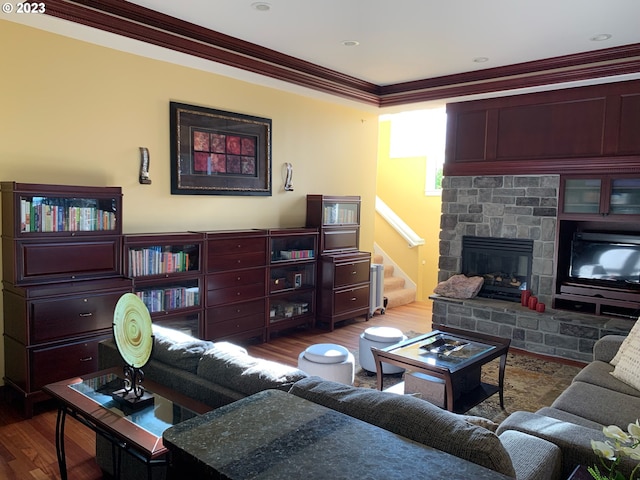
[170,102,272,195]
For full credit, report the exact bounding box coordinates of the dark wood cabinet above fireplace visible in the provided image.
[444,79,640,177]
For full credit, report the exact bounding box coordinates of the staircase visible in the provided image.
[372,254,416,310]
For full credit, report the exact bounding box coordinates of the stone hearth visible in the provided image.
[431,295,632,362]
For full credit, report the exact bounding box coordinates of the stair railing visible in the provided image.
[375,196,425,248]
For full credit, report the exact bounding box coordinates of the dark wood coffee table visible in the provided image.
[371,325,510,413]
[43,367,211,480]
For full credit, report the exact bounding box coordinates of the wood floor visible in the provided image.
[0,301,433,479]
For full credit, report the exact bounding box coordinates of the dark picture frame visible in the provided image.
[170,102,272,196]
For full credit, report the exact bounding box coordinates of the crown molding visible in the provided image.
[45,0,640,108]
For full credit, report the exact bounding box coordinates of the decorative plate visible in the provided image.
[113,293,153,368]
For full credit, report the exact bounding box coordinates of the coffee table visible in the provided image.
[371,325,510,413]
[43,367,211,480]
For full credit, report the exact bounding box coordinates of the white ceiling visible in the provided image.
[128,0,640,86]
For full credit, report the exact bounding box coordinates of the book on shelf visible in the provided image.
[128,247,191,277]
[19,197,116,233]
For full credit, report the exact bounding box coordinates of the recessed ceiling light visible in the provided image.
[590,34,612,41]
[341,40,360,47]
[251,2,271,11]
[473,57,489,63]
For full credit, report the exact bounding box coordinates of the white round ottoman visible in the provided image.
[297,343,355,385]
[359,326,407,374]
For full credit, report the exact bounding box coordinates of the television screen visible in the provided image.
[570,233,640,285]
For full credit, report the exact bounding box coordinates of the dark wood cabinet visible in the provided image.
[559,174,640,220]
[317,251,371,330]
[267,228,317,339]
[1,181,131,417]
[306,195,370,330]
[123,232,205,337]
[306,195,361,253]
[553,174,640,317]
[203,230,268,343]
[444,80,640,176]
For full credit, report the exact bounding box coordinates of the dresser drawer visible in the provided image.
[30,292,123,343]
[206,268,265,291]
[207,238,266,272]
[333,284,370,315]
[16,238,121,284]
[31,337,104,391]
[207,283,266,307]
[206,311,265,339]
[322,228,359,252]
[334,260,370,287]
[207,252,266,272]
[207,299,265,323]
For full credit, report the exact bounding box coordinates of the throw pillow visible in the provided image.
[611,323,640,390]
[610,316,640,366]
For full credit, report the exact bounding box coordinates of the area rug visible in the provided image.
[352,332,583,424]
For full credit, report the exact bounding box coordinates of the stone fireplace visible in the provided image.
[432,174,632,362]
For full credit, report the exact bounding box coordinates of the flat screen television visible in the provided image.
[570,232,640,287]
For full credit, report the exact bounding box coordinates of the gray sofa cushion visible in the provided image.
[498,430,561,480]
[593,335,626,363]
[572,361,640,397]
[535,407,604,430]
[551,381,640,428]
[289,376,516,477]
[197,345,308,395]
[151,325,216,374]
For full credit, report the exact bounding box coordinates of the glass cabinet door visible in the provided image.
[609,178,640,215]
[322,201,359,226]
[562,178,602,214]
[19,194,118,233]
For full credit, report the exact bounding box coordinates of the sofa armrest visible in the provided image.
[497,411,636,479]
[499,430,561,480]
[593,335,625,363]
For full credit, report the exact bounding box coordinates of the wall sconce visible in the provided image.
[139,147,152,184]
[283,162,294,191]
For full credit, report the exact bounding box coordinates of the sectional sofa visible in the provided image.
[497,334,640,479]
[97,325,561,480]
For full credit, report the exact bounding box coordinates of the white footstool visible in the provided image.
[297,343,355,385]
[359,326,407,374]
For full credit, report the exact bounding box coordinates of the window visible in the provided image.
[381,107,446,195]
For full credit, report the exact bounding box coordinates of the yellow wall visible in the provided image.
[375,120,441,300]
[0,20,379,385]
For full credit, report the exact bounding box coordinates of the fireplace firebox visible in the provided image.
[462,236,534,302]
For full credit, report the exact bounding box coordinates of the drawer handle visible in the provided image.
[351,297,357,301]
[79,312,93,317]
[351,271,357,275]
[79,356,93,362]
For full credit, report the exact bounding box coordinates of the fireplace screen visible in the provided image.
[462,236,533,302]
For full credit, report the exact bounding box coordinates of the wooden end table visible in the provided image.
[43,367,211,480]
[371,325,510,413]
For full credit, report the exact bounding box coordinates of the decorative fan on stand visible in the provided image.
[112,293,155,410]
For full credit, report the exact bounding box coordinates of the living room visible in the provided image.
[2,3,640,479]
